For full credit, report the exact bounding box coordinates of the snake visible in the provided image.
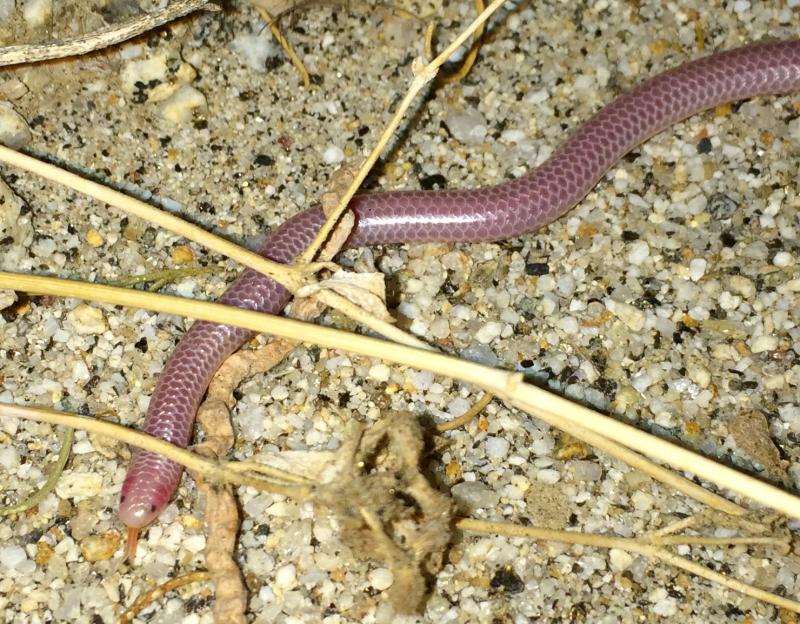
[118,39,800,550]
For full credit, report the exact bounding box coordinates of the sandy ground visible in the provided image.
[1,0,800,622]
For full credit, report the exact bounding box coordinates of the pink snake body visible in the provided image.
[119,40,800,530]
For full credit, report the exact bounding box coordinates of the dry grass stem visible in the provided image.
[254,6,311,88]
[294,0,510,264]
[0,0,215,67]
[456,518,800,614]
[3,274,799,522]
[0,426,73,517]
[436,392,494,432]
[439,0,487,83]
[0,145,428,351]
[119,571,212,624]
[0,402,311,499]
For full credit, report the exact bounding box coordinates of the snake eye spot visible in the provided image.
[150,504,157,513]
[120,495,126,503]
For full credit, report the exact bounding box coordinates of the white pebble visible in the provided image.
[430,318,450,339]
[525,89,549,104]
[609,548,634,572]
[627,241,650,265]
[718,291,741,311]
[0,446,20,471]
[66,304,107,335]
[773,251,794,267]
[631,490,654,511]
[0,545,27,571]
[271,386,289,401]
[160,85,206,123]
[605,299,645,332]
[368,568,394,591]
[55,472,103,499]
[445,108,487,145]
[0,289,17,310]
[750,335,778,353]
[474,321,503,344]
[571,460,602,482]
[556,316,579,334]
[652,596,678,616]
[447,397,471,417]
[230,33,280,72]
[451,481,500,509]
[536,469,560,484]
[485,436,510,460]
[274,563,297,589]
[182,535,206,554]
[22,0,51,26]
[368,364,391,382]
[688,258,706,281]
[728,275,756,298]
[0,102,31,148]
[325,355,351,371]
[322,145,344,164]
[500,129,526,143]
[687,364,711,388]
[121,53,169,93]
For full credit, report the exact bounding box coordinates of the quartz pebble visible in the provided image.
[474,321,503,344]
[275,563,297,589]
[0,102,31,148]
[66,304,107,335]
[485,436,510,460]
[750,335,778,353]
[55,472,103,499]
[368,363,391,382]
[451,481,500,510]
[368,568,394,591]
[605,299,645,331]
[160,85,207,123]
[0,545,27,571]
[322,145,345,164]
[445,108,488,145]
[0,289,16,310]
[608,548,634,572]
[536,469,561,484]
[22,0,51,26]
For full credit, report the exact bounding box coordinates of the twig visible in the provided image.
[439,0,487,83]
[294,0,510,264]
[0,426,73,516]
[0,402,311,499]
[119,571,211,624]
[4,273,800,520]
[436,392,494,432]
[0,0,215,67]
[254,6,310,88]
[457,518,800,614]
[0,145,430,351]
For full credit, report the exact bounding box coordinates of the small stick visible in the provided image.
[3,274,800,520]
[0,0,215,67]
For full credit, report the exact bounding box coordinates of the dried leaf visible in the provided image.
[730,411,789,485]
[296,269,393,322]
[314,413,454,613]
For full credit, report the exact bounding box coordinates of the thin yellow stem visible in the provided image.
[4,272,800,520]
[295,0,509,264]
[0,402,309,499]
[456,518,800,613]
[0,145,429,350]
